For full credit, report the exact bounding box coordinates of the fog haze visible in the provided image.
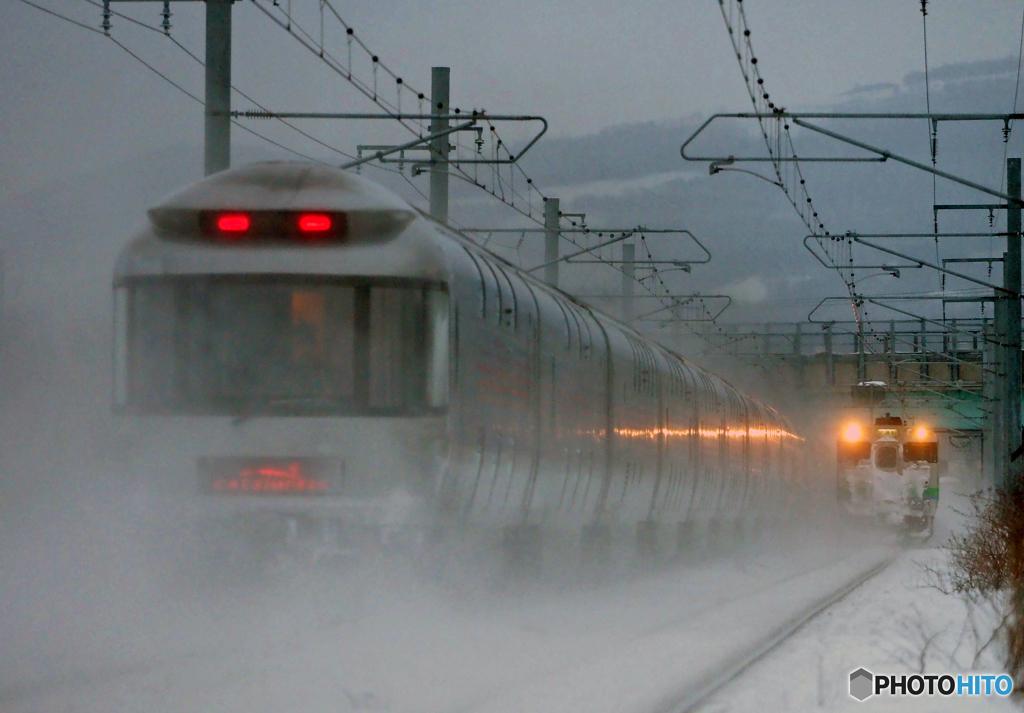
[1,3,1022,709]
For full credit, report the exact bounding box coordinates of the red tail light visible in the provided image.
[199,211,347,242]
[298,214,332,232]
[217,213,251,232]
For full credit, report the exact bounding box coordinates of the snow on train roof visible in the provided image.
[153,161,412,213]
[147,161,417,238]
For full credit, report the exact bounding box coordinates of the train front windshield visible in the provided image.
[114,276,449,417]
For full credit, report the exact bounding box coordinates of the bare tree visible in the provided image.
[944,483,1024,689]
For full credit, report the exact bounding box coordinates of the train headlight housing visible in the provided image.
[843,424,862,442]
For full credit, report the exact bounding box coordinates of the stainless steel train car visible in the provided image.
[112,162,803,565]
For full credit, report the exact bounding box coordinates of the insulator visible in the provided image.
[102,0,111,35]
[161,1,171,35]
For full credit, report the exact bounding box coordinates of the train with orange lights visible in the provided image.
[836,413,939,534]
[112,161,803,567]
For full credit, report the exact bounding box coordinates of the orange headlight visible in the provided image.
[915,427,928,439]
[844,424,863,442]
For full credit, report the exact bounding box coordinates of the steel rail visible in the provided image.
[666,554,897,713]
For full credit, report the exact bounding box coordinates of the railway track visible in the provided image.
[466,545,898,713]
[4,540,898,713]
[662,553,896,713]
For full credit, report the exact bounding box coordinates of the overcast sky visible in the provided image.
[3,0,1024,194]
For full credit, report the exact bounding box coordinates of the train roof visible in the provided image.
[115,162,445,281]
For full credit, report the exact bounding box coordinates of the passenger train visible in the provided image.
[837,413,939,535]
[113,162,804,566]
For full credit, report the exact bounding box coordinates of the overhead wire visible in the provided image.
[86,0,435,180]
[27,0,690,328]
[717,0,864,326]
[989,4,1024,270]
[252,1,556,223]
[246,0,627,258]
[17,0,102,34]
[247,0,683,306]
[19,0,324,165]
[73,0,421,181]
[80,0,360,162]
[22,0,400,169]
[920,0,944,312]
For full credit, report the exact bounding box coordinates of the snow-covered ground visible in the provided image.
[697,480,1018,713]
[0,480,1015,713]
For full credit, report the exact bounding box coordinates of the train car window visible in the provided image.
[125,281,178,408]
[369,286,426,409]
[903,441,938,463]
[426,289,450,408]
[118,276,444,417]
[837,440,871,463]
[875,445,899,470]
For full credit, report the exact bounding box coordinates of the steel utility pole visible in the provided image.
[1004,158,1022,486]
[105,0,229,175]
[544,198,560,287]
[994,287,1008,484]
[204,0,232,175]
[429,67,450,223]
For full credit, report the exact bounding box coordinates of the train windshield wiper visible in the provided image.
[231,395,339,425]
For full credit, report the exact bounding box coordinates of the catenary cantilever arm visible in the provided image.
[853,237,1018,296]
[802,235,922,271]
[791,118,1024,206]
[339,121,476,170]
